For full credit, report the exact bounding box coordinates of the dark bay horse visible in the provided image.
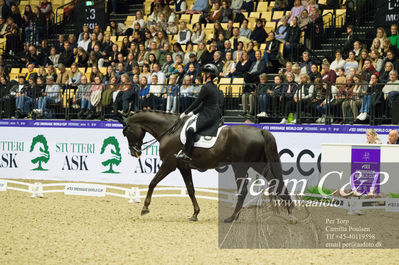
[118,110,296,223]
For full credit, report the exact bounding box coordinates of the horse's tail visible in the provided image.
[261,130,283,181]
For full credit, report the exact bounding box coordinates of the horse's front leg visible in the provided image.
[141,163,175,215]
[178,164,200,221]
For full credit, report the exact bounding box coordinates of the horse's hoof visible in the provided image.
[188,216,198,222]
[224,216,235,223]
[141,209,150,216]
[289,216,298,224]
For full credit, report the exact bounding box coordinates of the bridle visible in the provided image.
[128,116,183,153]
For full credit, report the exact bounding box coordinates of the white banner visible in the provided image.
[0,122,395,188]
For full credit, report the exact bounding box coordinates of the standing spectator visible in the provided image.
[239,19,252,40]
[250,19,267,44]
[40,0,52,19]
[73,76,91,117]
[0,0,11,19]
[9,4,21,28]
[342,25,355,53]
[257,73,272,117]
[59,41,74,67]
[284,16,301,61]
[165,74,179,113]
[280,72,298,124]
[389,24,399,50]
[263,32,280,66]
[148,74,165,110]
[294,73,314,122]
[4,17,18,56]
[177,21,191,45]
[382,70,399,117]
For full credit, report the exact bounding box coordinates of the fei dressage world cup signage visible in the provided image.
[376,0,399,27]
[0,120,397,189]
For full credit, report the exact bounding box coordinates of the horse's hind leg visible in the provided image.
[178,164,200,221]
[224,164,250,223]
[141,163,174,215]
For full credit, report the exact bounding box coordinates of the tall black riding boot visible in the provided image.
[176,127,195,161]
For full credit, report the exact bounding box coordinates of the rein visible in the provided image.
[139,117,183,152]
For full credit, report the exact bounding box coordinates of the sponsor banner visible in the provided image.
[376,0,399,27]
[64,183,106,197]
[386,198,399,212]
[0,179,7,191]
[0,120,397,188]
[351,147,381,194]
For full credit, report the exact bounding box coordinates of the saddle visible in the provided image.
[180,115,226,149]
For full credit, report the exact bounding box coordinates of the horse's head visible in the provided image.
[117,116,145,158]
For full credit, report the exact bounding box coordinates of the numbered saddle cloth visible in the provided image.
[180,115,226,148]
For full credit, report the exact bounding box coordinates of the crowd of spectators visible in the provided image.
[0,0,399,124]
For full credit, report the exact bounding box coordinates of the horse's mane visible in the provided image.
[127,109,179,117]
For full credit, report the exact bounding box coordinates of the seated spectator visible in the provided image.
[78,32,90,51]
[246,50,266,83]
[221,51,234,77]
[33,75,61,118]
[133,10,146,29]
[138,76,150,109]
[184,53,200,73]
[186,63,199,83]
[188,0,209,14]
[231,51,250,78]
[380,62,394,84]
[353,41,362,60]
[180,75,195,111]
[275,17,289,42]
[288,0,304,23]
[90,65,104,84]
[161,54,174,78]
[231,0,243,13]
[273,0,289,11]
[83,76,104,119]
[344,50,358,75]
[239,19,252,40]
[330,50,346,72]
[309,64,321,82]
[298,9,311,31]
[365,129,382,144]
[68,63,82,90]
[370,49,383,73]
[200,1,221,24]
[191,22,205,44]
[24,64,38,81]
[165,74,179,113]
[257,73,273,117]
[263,32,280,66]
[322,61,336,85]
[383,70,399,117]
[114,73,136,115]
[74,75,91,118]
[148,3,162,26]
[389,24,399,50]
[47,65,57,81]
[177,21,191,45]
[220,0,233,22]
[383,50,399,72]
[174,0,187,14]
[47,46,60,67]
[172,42,185,62]
[250,19,267,45]
[183,43,196,65]
[388,129,399,144]
[232,41,244,62]
[360,59,377,82]
[151,63,165,85]
[230,27,249,50]
[25,45,42,66]
[314,79,330,123]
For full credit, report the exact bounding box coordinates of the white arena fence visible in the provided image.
[1,179,399,214]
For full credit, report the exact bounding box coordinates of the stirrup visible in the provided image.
[175,150,192,162]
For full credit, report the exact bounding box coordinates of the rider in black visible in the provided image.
[176,64,221,162]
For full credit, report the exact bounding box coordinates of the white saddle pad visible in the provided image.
[180,115,226,149]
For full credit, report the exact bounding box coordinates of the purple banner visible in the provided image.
[351,147,381,194]
[0,119,397,135]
